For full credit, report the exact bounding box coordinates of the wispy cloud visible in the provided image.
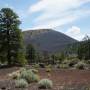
[65,26,84,40]
[29,0,90,13]
[28,0,90,29]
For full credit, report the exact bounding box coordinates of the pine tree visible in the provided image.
[0,8,27,65]
[26,44,36,63]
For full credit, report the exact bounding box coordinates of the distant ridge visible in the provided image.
[23,29,77,53]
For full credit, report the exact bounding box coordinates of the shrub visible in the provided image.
[15,79,28,88]
[38,79,53,89]
[60,64,69,69]
[8,70,20,79]
[75,61,86,69]
[31,69,38,74]
[46,65,52,72]
[62,60,69,64]
[19,68,26,73]
[33,64,39,68]
[39,63,45,68]
[46,64,52,68]
[46,68,52,72]
[20,69,39,83]
[32,74,40,82]
[12,72,20,79]
[68,58,79,67]
[86,60,90,64]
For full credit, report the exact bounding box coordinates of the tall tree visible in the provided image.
[26,44,36,63]
[0,8,27,65]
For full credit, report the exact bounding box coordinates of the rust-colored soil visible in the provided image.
[0,67,90,90]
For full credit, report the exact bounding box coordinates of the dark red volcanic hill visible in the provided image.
[23,29,77,53]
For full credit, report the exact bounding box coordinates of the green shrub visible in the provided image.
[60,64,69,69]
[32,74,40,82]
[33,64,39,68]
[20,69,39,83]
[38,79,53,89]
[15,79,28,88]
[46,64,52,68]
[75,61,86,69]
[20,68,26,73]
[62,60,69,64]
[31,69,39,74]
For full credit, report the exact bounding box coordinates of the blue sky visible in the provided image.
[0,0,90,40]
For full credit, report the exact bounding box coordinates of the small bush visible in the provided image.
[56,64,61,68]
[46,65,52,72]
[86,60,90,64]
[68,58,80,67]
[75,61,86,69]
[15,79,28,88]
[8,70,20,79]
[38,79,53,89]
[62,60,69,64]
[46,64,52,68]
[46,68,52,72]
[33,64,39,68]
[12,72,20,79]
[32,74,40,82]
[19,68,26,73]
[39,63,45,68]
[60,64,69,69]
[20,69,39,83]
[31,69,38,74]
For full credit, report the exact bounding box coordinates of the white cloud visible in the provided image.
[28,0,90,30]
[31,15,77,29]
[66,26,84,40]
[29,0,90,13]
[66,26,80,35]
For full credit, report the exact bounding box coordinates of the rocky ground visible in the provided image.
[0,67,90,90]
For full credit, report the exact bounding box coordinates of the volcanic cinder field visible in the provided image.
[0,67,90,90]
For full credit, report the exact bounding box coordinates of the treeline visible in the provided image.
[26,43,66,65]
[66,35,90,60]
[78,36,90,60]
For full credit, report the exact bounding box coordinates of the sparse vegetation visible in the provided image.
[19,69,39,83]
[38,79,53,89]
[31,69,39,74]
[46,65,52,72]
[75,61,86,70]
[15,79,28,88]
[33,64,40,69]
